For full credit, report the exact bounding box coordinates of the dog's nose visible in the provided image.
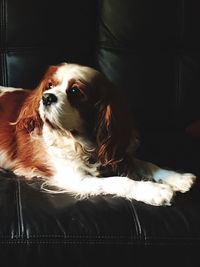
[42,93,57,106]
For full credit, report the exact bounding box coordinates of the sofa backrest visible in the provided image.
[0,0,199,131]
[97,0,200,130]
[0,0,98,87]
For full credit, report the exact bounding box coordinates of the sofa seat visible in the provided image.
[0,129,199,266]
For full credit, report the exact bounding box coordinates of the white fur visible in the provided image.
[52,63,100,86]
[42,124,100,178]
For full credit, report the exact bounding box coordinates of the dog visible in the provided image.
[0,62,196,206]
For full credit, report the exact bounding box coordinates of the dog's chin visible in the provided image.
[39,102,62,130]
[39,103,84,135]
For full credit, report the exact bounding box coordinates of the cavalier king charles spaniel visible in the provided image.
[0,63,196,206]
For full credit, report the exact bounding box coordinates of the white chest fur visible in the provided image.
[42,126,100,188]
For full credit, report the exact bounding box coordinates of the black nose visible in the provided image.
[42,93,57,106]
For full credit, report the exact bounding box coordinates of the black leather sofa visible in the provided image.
[0,0,200,266]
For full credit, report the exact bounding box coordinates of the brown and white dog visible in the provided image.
[0,63,196,205]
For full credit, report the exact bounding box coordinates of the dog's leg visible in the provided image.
[96,176,174,206]
[47,175,174,206]
[132,158,196,193]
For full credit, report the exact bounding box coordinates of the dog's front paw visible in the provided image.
[164,173,196,193]
[131,182,174,206]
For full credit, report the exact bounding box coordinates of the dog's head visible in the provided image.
[16,63,137,171]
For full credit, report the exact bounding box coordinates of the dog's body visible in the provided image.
[0,63,196,205]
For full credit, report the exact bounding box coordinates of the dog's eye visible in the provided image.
[68,86,82,97]
[67,86,86,102]
[47,82,53,89]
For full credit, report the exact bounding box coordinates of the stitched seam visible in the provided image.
[127,202,143,241]
[0,238,200,246]
[2,52,7,85]
[0,234,134,240]
[0,234,199,240]
[0,44,84,52]
[0,0,4,84]
[0,0,4,45]
[0,0,8,85]
[15,179,24,238]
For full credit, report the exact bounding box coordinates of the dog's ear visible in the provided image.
[14,85,44,133]
[14,65,60,133]
[95,83,135,172]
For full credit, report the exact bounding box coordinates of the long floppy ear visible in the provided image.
[14,65,60,133]
[95,83,136,172]
[14,85,44,133]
